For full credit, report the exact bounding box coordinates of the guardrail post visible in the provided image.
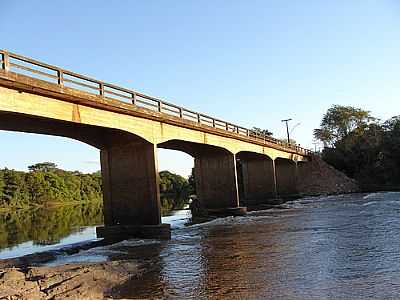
[132,93,137,105]
[99,83,105,97]
[57,70,64,87]
[179,108,183,118]
[3,52,9,72]
[158,101,163,113]
[212,119,216,128]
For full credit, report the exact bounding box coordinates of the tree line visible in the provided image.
[0,162,193,210]
[314,105,400,190]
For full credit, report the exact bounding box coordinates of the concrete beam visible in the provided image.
[0,85,310,163]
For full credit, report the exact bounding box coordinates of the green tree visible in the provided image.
[0,163,103,207]
[0,162,192,212]
[0,171,5,203]
[28,162,58,173]
[159,171,192,211]
[25,171,48,204]
[316,106,400,188]
[1,169,27,206]
[251,127,273,137]
[314,105,375,147]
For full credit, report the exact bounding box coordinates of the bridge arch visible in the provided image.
[0,111,151,149]
[158,139,240,210]
[0,110,164,234]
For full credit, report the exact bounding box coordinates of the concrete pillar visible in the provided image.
[272,160,278,198]
[97,141,170,240]
[238,153,276,205]
[194,150,245,215]
[275,158,298,197]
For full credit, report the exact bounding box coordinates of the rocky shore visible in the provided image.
[0,261,144,300]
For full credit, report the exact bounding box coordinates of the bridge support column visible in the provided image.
[194,150,246,216]
[275,158,298,198]
[97,141,170,240]
[238,153,276,206]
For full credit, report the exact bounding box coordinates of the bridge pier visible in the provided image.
[237,152,276,206]
[275,158,298,198]
[97,141,170,240]
[194,150,246,216]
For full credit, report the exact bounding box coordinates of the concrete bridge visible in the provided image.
[0,50,312,239]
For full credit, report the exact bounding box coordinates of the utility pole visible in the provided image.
[281,118,292,144]
[312,141,319,152]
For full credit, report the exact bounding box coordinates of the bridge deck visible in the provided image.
[0,50,311,156]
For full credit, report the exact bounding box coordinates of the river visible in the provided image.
[1,192,400,299]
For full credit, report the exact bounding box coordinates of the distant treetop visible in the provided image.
[314,105,375,147]
[251,127,273,137]
[28,162,58,172]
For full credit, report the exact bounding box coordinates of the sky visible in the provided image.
[0,1,399,177]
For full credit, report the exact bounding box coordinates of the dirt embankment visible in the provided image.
[297,155,359,196]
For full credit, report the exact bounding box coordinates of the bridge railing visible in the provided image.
[0,50,312,156]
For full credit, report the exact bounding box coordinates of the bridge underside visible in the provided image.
[0,85,309,240]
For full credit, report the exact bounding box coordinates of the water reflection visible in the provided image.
[0,202,103,258]
[0,200,190,260]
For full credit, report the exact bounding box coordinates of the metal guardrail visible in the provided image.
[0,50,312,156]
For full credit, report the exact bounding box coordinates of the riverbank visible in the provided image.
[0,260,145,299]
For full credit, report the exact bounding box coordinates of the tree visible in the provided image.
[0,171,4,203]
[159,171,192,211]
[314,105,375,147]
[316,107,400,187]
[25,171,48,203]
[1,169,26,206]
[278,138,297,145]
[28,162,58,173]
[188,168,196,194]
[0,162,192,212]
[251,127,273,137]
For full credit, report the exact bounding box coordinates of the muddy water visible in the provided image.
[3,192,400,299]
[110,192,400,299]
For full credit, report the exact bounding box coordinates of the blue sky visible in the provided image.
[0,1,399,176]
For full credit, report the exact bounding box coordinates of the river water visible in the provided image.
[108,192,400,299]
[2,192,400,299]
